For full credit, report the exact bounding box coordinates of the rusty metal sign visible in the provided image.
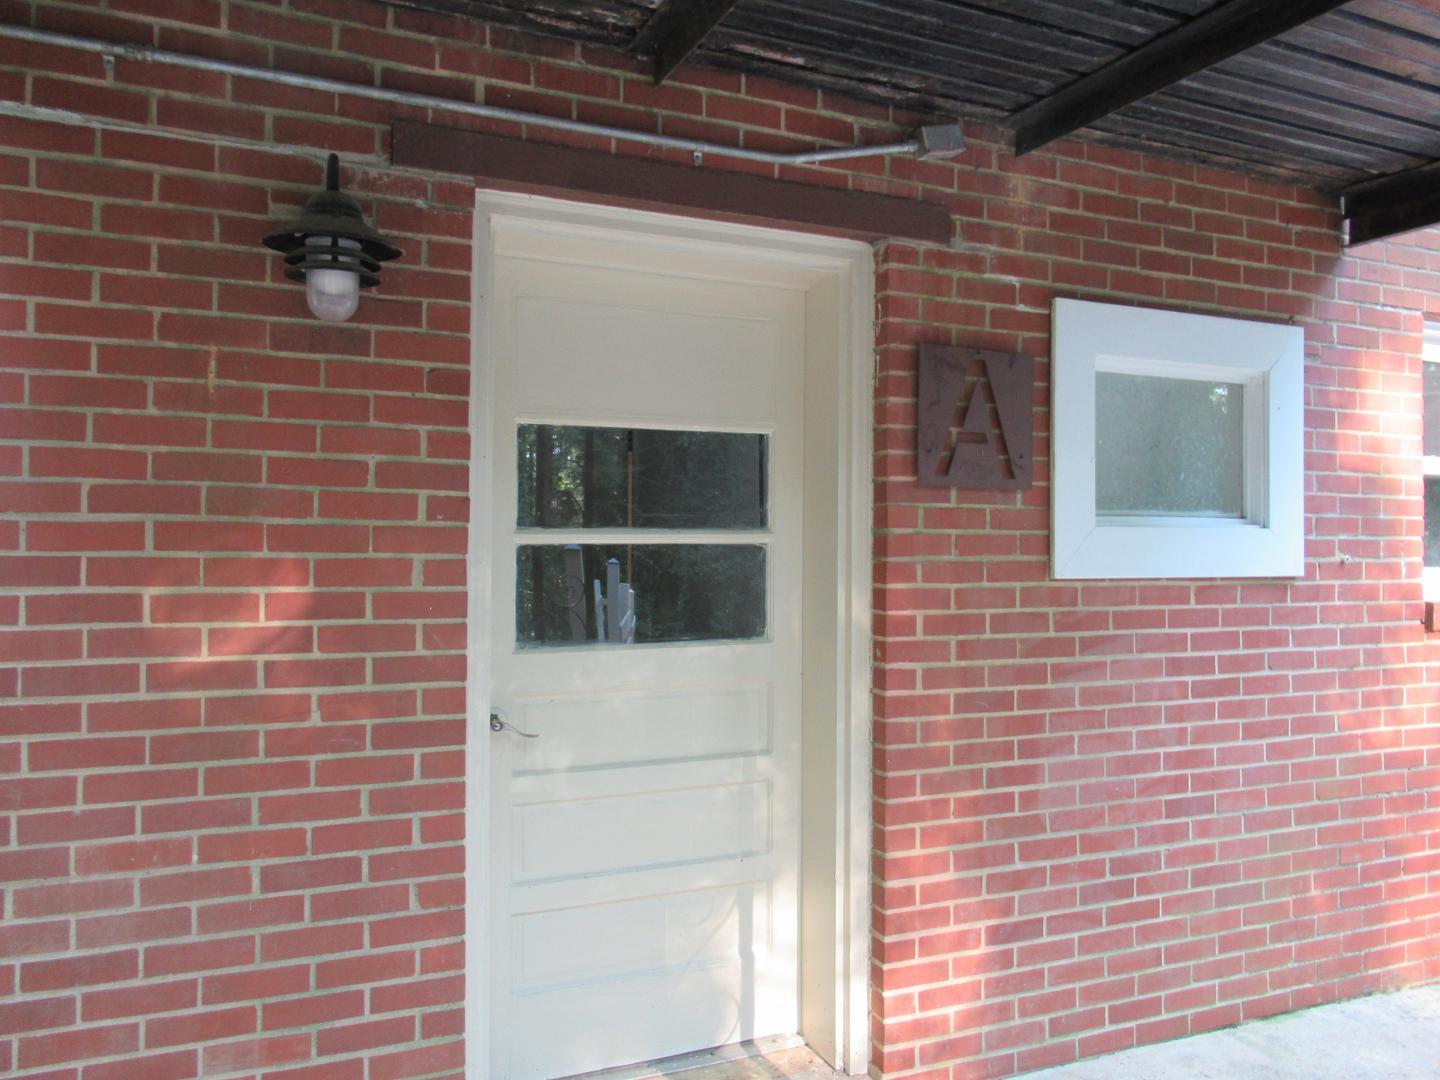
[916,343,1034,489]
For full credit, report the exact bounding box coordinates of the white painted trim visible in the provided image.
[1051,298,1305,580]
[839,241,874,1073]
[464,187,499,1078]
[465,191,874,1078]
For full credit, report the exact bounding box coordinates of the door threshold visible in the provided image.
[564,1034,810,1080]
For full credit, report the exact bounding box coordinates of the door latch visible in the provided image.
[489,710,539,739]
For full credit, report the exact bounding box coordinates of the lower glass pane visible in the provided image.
[516,544,766,647]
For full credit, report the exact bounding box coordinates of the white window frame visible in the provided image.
[1423,324,1440,602]
[1051,298,1304,580]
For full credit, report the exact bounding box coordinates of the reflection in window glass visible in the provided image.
[1095,372,1245,517]
[517,425,768,530]
[516,544,766,647]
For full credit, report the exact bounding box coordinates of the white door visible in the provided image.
[487,240,806,1079]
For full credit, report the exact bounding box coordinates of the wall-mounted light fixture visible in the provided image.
[262,153,401,323]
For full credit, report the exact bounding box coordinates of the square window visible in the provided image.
[1051,299,1304,579]
[1423,324,1440,602]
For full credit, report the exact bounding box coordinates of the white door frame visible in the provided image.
[464,190,874,1077]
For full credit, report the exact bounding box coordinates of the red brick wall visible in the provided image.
[1,2,1437,1078]
[873,198,1440,1075]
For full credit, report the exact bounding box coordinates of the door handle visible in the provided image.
[490,710,539,739]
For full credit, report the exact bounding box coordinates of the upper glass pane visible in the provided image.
[1096,372,1245,517]
[1424,361,1440,458]
[517,424,767,530]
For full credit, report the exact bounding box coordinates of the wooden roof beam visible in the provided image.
[1342,160,1440,246]
[1009,0,1353,157]
[633,0,741,85]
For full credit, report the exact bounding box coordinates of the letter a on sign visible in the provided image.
[916,343,1034,489]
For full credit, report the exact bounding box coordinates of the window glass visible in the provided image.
[517,425,767,530]
[1095,372,1245,517]
[1425,362,1440,458]
[516,543,766,647]
[1427,480,1440,569]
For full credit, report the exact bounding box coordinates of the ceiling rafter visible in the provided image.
[1008,0,1355,156]
[632,0,743,85]
[1342,160,1440,246]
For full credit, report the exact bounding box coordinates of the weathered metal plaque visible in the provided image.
[916,343,1034,489]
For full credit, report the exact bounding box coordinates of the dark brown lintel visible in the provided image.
[390,119,954,246]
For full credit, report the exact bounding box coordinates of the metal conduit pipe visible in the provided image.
[0,23,966,166]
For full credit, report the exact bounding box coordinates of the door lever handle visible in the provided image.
[490,710,539,739]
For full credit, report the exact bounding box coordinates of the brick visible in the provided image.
[311,819,412,854]
[14,878,133,918]
[146,1004,257,1047]
[201,1033,309,1073]
[145,936,256,977]
[86,1049,199,1080]
[151,593,261,623]
[27,520,146,552]
[199,829,308,863]
[147,659,257,692]
[75,906,191,948]
[259,989,363,1030]
[202,963,310,1005]
[75,838,192,876]
[29,736,145,772]
[21,950,138,993]
[84,976,198,1021]
[0,995,75,1035]
[260,922,364,963]
[18,1022,139,1069]
[88,697,202,733]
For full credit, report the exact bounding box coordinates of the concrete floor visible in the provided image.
[577,1038,844,1080]
[659,1046,842,1080]
[1024,983,1440,1079]
[581,983,1440,1080]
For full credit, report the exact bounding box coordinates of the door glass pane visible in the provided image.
[516,543,766,646]
[1096,372,1245,517]
[1425,362,1440,457]
[517,425,767,529]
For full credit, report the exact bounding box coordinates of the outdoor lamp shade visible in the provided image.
[262,153,401,322]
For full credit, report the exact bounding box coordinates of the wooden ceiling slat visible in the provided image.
[1216,45,1440,119]
[1172,72,1440,158]
[1275,17,1440,87]
[702,25,1047,112]
[779,0,1161,59]
[925,0,1185,42]
[729,1,1112,89]
[380,0,647,42]
[1092,110,1359,183]
[1102,95,1401,174]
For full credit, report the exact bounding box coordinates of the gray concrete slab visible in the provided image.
[1024,984,1440,1079]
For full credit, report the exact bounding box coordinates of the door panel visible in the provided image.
[489,250,805,1079]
